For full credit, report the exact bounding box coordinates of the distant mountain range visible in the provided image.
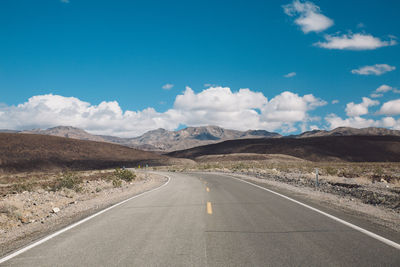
[287,127,400,138]
[2,125,400,152]
[5,126,280,152]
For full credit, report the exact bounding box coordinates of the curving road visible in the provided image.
[1,172,399,266]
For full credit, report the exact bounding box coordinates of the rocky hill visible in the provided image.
[0,133,182,172]
[167,135,400,162]
[8,125,400,153]
[21,126,105,142]
[126,126,281,151]
[20,125,281,152]
[288,127,400,138]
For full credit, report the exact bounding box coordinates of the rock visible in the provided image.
[19,216,29,224]
[52,207,60,213]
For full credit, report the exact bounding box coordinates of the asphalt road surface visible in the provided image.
[2,172,399,266]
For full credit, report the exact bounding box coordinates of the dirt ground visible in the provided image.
[0,170,167,257]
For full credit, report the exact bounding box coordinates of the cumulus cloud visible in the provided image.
[283,0,333,33]
[351,64,396,75]
[370,93,383,98]
[376,84,393,93]
[0,94,181,137]
[331,100,339,104]
[162,83,174,90]
[378,99,400,116]
[262,91,326,124]
[345,97,379,117]
[284,72,296,78]
[315,33,397,50]
[374,84,399,94]
[325,114,379,129]
[325,114,400,130]
[0,88,327,136]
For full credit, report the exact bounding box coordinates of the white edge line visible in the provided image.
[0,173,171,264]
[228,175,400,250]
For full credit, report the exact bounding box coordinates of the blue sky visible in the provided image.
[0,0,399,137]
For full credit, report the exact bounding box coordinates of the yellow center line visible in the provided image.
[206,202,213,215]
[206,187,210,192]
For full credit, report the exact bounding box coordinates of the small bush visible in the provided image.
[373,167,384,177]
[113,168,136,182]
[112,177,122,187]
[11,183,35,193]
[52,172,82,192]
[324,166,338,176]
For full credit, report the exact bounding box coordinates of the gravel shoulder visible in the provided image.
[0,170,167,257]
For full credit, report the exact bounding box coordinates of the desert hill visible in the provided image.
[0,133,183,172]
[19,125,281,152]
[288,127,400,138]
[167,135,400,162]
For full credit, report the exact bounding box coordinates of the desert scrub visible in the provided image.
[113,168,136,182]
[112,177,122,187]
[0,203,17,217]
[51,172,82,192]
[324,166,338,176]
[10,182,36,193]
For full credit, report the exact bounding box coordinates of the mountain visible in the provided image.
[288,127,400,138]
[21,125,281,152]
[0,133,184,172]
[167,135,400,162]
[11,125,400,153]
[0,129,20,133]
[22,126,105,142]
[127,126,281,151]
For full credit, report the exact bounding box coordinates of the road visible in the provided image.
[1,172,399,266]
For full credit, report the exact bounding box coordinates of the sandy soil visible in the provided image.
[0,171,167,257]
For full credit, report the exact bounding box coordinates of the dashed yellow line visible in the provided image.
[206,187,210,192]
[207,202,213,215]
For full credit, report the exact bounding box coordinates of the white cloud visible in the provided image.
[283,0,333,33]
[315,33,397,50]
[351,64,396,76]
[60,0,70,3]
[374,84,399,94]
[284,72,296,78]
[162,83,174,90]
[376,84,393,93]
[378,99,400,116]
[262,91,326,123]
[345,97,379,117]
[331,100,339,104]
[370,93,383,98]
[0,88,327,137]
[325,114,379,129]
[325,114,400,130]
